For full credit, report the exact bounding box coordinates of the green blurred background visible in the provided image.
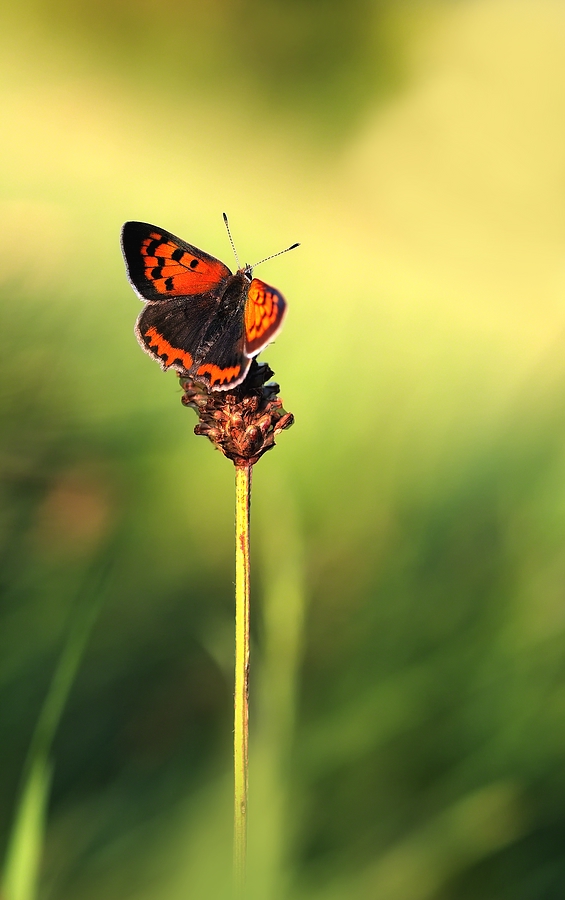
[2,0,565,897]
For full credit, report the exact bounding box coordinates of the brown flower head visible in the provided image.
[179,359,294,467]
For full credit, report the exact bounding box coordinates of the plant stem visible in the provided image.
[234,462,252,895]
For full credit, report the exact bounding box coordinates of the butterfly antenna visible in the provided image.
[223,212,241,270]
[251,242,300,269]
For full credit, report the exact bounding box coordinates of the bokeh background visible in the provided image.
[2,0,565,897]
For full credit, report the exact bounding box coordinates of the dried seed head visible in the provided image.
[179,360,294,467]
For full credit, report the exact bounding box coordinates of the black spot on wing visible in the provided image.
[146,239,161,257]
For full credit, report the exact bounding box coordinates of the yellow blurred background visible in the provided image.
[2,0,565,897]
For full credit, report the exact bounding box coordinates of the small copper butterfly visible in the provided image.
[121,217,298,391]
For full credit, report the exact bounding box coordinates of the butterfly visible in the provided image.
[121,218,297,391]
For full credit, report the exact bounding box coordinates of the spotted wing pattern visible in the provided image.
[121,221,231,302]
[244,278,287,355]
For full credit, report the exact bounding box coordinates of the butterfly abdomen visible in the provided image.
[193,274,248,363]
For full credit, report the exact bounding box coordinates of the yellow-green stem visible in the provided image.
[234,462,252,895]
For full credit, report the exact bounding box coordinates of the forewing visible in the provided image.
[244,278,287,356]
[121,221,232,302]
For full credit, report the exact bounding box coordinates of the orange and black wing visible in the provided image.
[193,321,251,389]
[244,278,287,356]
[121,221,232,301]
[134,295,209,374]
[135,293,251,390]
[122,220,244,387]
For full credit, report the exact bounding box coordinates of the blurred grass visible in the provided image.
[1,0,565,898]
[0,0,419,137]
[2,554,110,900]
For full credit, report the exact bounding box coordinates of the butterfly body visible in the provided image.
[121,221,287,390]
